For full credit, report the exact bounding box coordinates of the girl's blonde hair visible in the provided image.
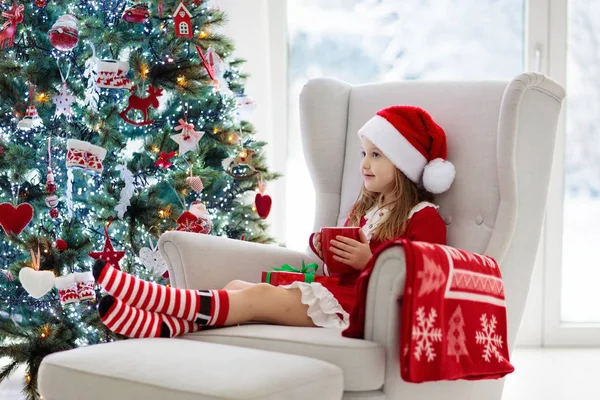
[348,169,434,242]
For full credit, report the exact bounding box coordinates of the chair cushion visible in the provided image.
[38,339,343,400]
[184,324,385,391]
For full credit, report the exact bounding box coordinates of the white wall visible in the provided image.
[217,0,288,243]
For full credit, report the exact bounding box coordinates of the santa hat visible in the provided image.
[358,105,455,194]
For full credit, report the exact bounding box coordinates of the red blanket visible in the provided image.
[342,239,515,382]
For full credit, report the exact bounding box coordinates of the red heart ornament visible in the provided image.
[0,203,34,236]
[255,193,272,219]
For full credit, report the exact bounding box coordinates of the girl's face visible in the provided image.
[360,137,397,193]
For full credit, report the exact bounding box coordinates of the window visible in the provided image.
[285,0,525,252]
[179,22,189,36]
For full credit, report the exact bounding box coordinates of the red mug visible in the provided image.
[309,227,361,275]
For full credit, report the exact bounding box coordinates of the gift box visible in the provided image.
[261,261,339,286]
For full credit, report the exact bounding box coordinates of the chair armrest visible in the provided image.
[158,231,320,290]
[363,247,407,344]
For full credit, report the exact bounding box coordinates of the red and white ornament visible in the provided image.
[176,201,212,234]
[55,274,79,306]
[173,2,193,38]
[17,105,43,130]
[52,82,76,120]
[96,59,133,90]
[66,139,107,174]
[0,3,24,50]
[18,83,43,130]
[74,271,95,301]
[171,119,204,155]
[186,176,204,193]
[48,14,79,51]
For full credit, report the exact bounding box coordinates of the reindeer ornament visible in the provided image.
[0,3,24,50]
[119,85,164,126]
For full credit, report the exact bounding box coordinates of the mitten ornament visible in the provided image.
[55,274,79,306]
[74,271,95,301]
[66,139,107,174]
[176,201,212,234]
[48,14,79,51]
[96,59,133,89]
[173,2,193,38]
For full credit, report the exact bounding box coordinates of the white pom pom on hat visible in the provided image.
[358,105,455,194]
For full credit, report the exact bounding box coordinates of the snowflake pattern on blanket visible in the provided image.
[400,240,515,382]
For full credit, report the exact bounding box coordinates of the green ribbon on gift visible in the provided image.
[266,260,318,284]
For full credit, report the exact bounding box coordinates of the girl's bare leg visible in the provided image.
[225,283,315,327]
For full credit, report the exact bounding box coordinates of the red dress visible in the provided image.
[318,203,447,314]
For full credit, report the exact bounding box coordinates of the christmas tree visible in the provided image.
[0,1,278,398]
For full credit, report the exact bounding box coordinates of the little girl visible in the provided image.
[93,105,456,338]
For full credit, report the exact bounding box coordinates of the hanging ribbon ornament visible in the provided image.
[171,118,204,155]
[17,82,43,130]
[114,164,135,219]
[45,137,60,219]
[52,60,76,120]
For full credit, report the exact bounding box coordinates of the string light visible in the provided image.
[176,75,186,86]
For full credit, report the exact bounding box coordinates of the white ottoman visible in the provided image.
[39,339,344,400]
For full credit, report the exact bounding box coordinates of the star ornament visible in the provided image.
[52,83,76,120]
[88,224,125,269]
[155,151,176,169]
[170,119,204,155]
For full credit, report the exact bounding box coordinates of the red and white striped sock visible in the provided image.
[93,260,230,326]
[98,295,202,338]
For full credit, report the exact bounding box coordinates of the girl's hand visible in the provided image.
[313,232,323,258]
[329,230,372,271]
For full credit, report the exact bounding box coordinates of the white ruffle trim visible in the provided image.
[279,282,349,329]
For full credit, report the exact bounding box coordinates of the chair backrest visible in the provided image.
[300,73,565,348]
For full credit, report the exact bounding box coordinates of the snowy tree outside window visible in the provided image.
[561,1,600,323]
[285,0,524,251]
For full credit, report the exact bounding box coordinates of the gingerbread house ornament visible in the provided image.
[173,2,193,38]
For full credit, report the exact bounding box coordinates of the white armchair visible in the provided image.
[158,72,565,400]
